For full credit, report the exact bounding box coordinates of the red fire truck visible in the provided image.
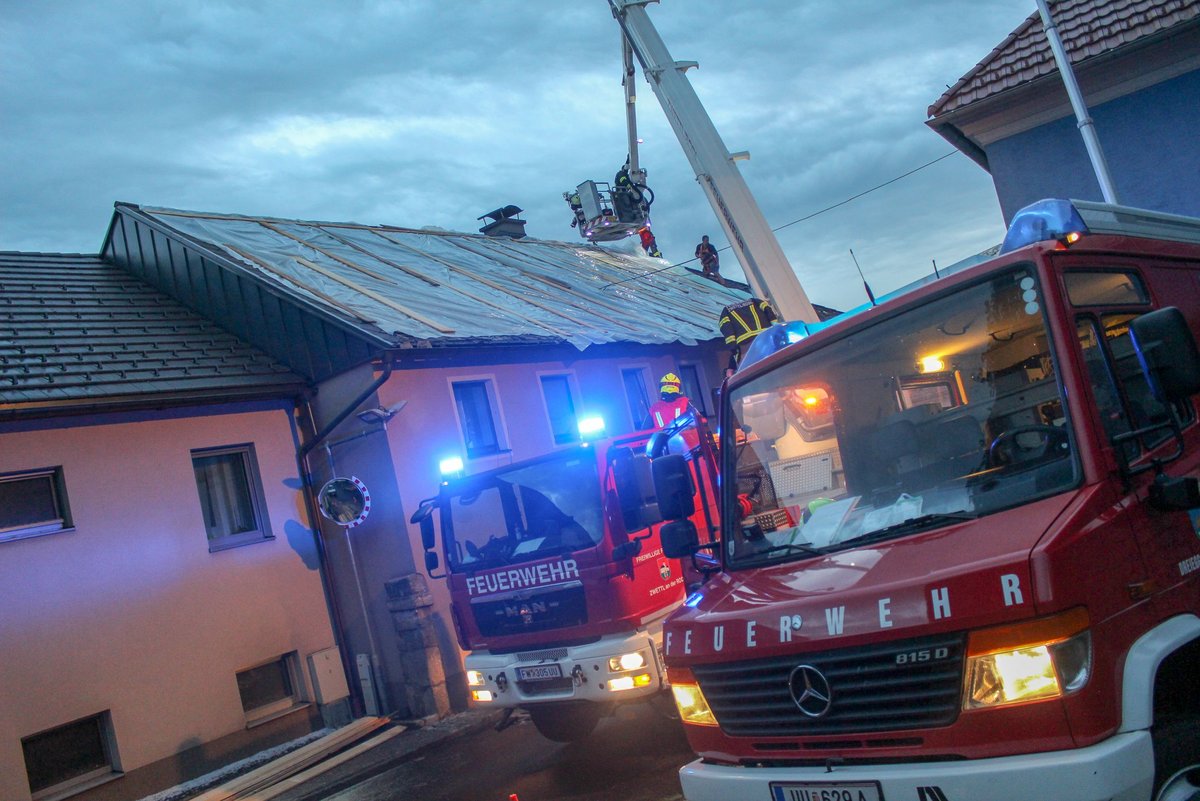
[657,199,1200,801]
[411,412,719,741]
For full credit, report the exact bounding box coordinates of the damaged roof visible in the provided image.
[0,252,306,416]
[928,0,1200,118]
[115,204,753,354]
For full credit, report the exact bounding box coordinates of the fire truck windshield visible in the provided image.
[725,266,1079,568]
[442,451,605,572]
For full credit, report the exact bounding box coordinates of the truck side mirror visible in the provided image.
[419,516,436,551]
[652,454,695,520]
[611,447,664,532]
[1130,307,1200,402]
[424,550,440,572]
[410,502,438,550]
[660,519,699,559]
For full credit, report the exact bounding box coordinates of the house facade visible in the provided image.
[926,0,1200,222]
[2,204,742,800]
[0,254,341,801]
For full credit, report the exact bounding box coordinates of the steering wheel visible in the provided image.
[988,425,1068,467]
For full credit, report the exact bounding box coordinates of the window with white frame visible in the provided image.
[540,374,579,444]
[0,467,72,544]
[22,711,120,800]
[678,364,709,415]
[191,444,272,551]
[236,652,304,725]
[452,379,507,458]
[621,367,652,429]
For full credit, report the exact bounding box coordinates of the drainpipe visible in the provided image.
[1036,0,1120,204]
[296,353,396,717]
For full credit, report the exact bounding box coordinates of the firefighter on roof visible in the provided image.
[720,297,778,371]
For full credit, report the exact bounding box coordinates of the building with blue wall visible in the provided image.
[927,0,1200,223]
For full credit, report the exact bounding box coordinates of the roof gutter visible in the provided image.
[299,352,396,459]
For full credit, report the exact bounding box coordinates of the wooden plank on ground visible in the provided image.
[238,727,406,800]
[189,717,388,801]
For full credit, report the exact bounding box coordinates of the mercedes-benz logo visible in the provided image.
[788,664,833,718]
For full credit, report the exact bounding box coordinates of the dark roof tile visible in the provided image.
[0,252,307,411]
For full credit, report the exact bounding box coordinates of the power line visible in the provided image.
[601,150,958,290]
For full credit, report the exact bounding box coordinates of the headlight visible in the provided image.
[668,668,718,726]
[608,651,647,672]
[471,690,494,702]
[964,608,1091,710]
[466,670,485,687]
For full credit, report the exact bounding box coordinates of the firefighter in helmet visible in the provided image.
[646,372,692,429]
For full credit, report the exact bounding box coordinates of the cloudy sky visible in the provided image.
[2,0,1036,312]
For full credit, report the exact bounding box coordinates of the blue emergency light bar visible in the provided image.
[1002,198,1200,253]
[578,416,606,438]
[439,456,464,477]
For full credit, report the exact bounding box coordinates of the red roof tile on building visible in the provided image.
[928,0,1200,118]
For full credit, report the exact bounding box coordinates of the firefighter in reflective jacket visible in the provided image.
[647,373,691,429]
[720,297,778,371]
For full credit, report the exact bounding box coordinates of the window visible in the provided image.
[192,445,272,551]
[1077,314,1194,460]
[1,467,72,543]
[678,364,708,415]
[621,367,651,429]
[237,653,304,725]
[22,712,119,800]
[452,379,506,458]
[540,374,579,444]
[1065,271,1149,306]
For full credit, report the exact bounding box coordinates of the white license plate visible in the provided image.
[516,664,563,681]
[770,781,883,801]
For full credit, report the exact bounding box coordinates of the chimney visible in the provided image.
[477,205,527,238]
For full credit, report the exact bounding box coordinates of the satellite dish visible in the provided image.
[318,476,371,528]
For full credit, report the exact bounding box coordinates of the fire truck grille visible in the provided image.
[691,631,966,737]
[472,584,587,638]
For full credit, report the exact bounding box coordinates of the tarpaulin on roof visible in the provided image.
[141,206,749,350]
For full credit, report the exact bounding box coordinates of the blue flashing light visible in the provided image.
[739,321,819,370]
[684,591,704,608]
[1000,198,1089,254]
[438,456,464,477]
[578,415,606,439]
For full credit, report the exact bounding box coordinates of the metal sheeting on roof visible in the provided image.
[0,252,306,411]
[138,206,750,351]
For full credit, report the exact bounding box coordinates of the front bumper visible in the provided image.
[678,730,1154,801]
[465,630,664,708]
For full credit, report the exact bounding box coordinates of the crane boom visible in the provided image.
[608,0,819,323]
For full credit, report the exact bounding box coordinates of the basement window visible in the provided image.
[237,653,306,726]
[0,467,72,544]
[192,445,273,551]
[22,711,121,801]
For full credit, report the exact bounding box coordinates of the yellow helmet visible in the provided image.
[660,372,682,395]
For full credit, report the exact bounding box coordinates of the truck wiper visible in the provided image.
[742,540,824,563]
[834,512,976,548]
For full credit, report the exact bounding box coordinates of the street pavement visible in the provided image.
[271,700,695,801]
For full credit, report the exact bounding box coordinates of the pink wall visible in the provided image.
[0,406,337,801]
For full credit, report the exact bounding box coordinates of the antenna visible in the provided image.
[932,258,941,279]
[849,249,876,306]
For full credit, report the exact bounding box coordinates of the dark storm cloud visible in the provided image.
[2,0,1034,310]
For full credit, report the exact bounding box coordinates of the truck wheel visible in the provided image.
[527,702,603,743]
[1152,716,1200,801]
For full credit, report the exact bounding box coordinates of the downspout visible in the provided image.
[296,353,396,717]
[1036,0,1120,204]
